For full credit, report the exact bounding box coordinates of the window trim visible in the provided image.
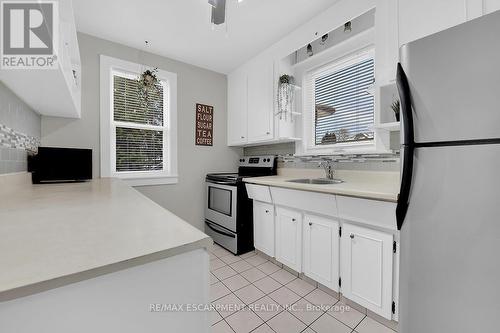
[100,55,178,186]
[301,45,377,155]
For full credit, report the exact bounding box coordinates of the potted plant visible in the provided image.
[391,100,400,122]
[277,74,295,120]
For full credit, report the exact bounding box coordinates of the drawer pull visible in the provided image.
[350,234,355,239]
[309,222,312,226]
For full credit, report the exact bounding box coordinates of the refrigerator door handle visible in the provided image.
[396,63,415,230]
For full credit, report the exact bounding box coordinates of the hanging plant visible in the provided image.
[137,68,162,107]
[277,74,295,121]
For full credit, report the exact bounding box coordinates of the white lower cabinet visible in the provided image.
[303,214,340,292]
[340,223,394,319]
[253,201,275,257]
[275,206,302,272]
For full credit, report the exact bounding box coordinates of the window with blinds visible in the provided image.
[112,73,166,173]
[313,54,374,146]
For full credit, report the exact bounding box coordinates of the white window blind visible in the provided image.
[112,73,167,173]
[311,52,374,146]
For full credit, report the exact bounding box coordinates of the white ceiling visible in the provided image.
[73,0,339,74]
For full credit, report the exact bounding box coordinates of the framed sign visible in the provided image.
[195,103,213,146]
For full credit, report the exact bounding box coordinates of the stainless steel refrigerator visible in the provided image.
[396,10,500,333]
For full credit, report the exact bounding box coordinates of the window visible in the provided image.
[304,49,375,152]
[100,56,178,186]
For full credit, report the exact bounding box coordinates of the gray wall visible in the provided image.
[41,33,241,230]
[0,81,41,174]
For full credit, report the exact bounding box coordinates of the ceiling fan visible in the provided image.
[208,0,244,26]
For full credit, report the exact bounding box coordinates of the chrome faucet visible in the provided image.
[320,160,336,180]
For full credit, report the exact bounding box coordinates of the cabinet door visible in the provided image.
[275,207,302,272]
[341,223,393,319]
[247,60,274,143]
[398,0,466,46]
[303,214,339,291]
[253,201,275,257]
[227,70,247,145]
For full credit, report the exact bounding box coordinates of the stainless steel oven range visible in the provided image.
[205,156,277,255]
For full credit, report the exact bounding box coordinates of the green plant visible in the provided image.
[391,100,400,121]
[279,74,293,85]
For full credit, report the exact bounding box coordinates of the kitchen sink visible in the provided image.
[287,178,344,185]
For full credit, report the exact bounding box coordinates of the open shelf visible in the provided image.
[372,121,401,131]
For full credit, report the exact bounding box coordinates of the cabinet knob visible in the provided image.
[292,218,296,222]
[350,234,354,239]
[266,132,270,135]
[241,136,245,139]
[265,210,269,213]
[309,222,312,226]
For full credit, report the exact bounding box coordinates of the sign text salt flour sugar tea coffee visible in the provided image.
[195,103,213,146]
[1,1,58,69]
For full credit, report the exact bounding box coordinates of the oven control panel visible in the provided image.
[238,155,276,168]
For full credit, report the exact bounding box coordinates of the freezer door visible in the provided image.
[399,10,500,143]
[399,144,500,333]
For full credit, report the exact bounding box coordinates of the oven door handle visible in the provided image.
[206,221,236,238]
[206,180,237,186]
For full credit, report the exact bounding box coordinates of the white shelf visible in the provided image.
[372,121,401,131]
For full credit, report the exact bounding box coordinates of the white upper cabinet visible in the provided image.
[227,69,248,145]
[0,0,81,118]
[398,0,494,46]
[275,206,302,272]
[341,223,394,319]
[247,60,274,142]
[253,201,275,257]
[303,214,340,291]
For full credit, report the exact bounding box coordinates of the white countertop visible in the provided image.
[244,169,400,202]
[0,174,211,301]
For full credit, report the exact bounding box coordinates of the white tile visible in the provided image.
[355,316,396,333]
[213,266,238,280]
[240,267,267,283]
[304,288,338,308]
[328,301,365,329]
[301,329,316,333]
[240,251,256,259]
[213,293,246,318]
[268,287,301,307]
[245,255,268,267]
[267,310,306,333]
[289,298,324,325]
[257,261,281,275]
[253,276,282,294]
[250,296,283,321]
[270,269,297,285]
[211,282,231,302]
[211,273,220,285]
[214,247,234,258]
[223,274,250,292]
[310,313,352,333]
[286,278,316,297]
[212,320,234,333]
[221,254,243,265]
[251,323,275,333]
[234,284,266,305]
[210,258,227,271]
[230,260,253,273]
[210,310,223,325]
[226,309,264,333]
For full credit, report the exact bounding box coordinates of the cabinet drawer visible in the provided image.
[245,184,272,203]
[271,187,337,217]
[336,196,397,230]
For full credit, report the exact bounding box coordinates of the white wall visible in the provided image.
[41,33,242,230]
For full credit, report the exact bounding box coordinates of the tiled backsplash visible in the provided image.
[0,81,40,174]
[244,142,400,172]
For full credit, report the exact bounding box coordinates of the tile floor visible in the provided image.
[209,244,397,333]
